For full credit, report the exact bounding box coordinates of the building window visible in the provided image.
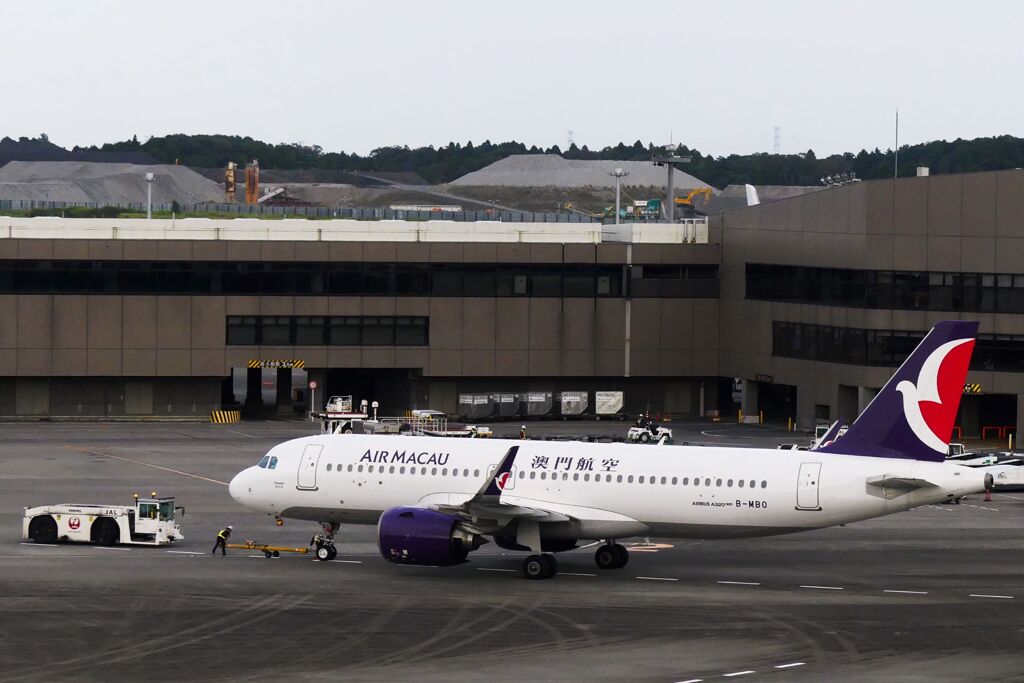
[0,260,709,298]
[226,316,257,345]
[772,320,1024,373]
[226,316,429,347]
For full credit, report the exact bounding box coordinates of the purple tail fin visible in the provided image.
[817,321,978,462]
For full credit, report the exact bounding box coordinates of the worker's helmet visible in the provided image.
[227,525,233,530]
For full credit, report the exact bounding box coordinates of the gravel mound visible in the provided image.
[450,154,709,189]
[0,161,224,204]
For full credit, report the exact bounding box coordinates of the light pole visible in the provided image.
[608,168,629,224]
[652,145,692,222]
[144,172,155,219]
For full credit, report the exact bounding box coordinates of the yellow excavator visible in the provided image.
[673,187,713,215]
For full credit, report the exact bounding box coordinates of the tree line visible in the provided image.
[10,133,1024,188]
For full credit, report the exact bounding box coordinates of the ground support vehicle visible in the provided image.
[23,496,184,546]
[627,425,673,444]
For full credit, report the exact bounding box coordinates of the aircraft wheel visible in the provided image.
[611,543,629,568]
[28,515,58,544]
[595,545,618,570]
[326,546,338,561]
[316,545,331,561]
[523,554,557,579]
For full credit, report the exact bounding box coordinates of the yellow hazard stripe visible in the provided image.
[210,410,241,424]
[248,360,305,369]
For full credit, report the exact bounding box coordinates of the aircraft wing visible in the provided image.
[422,445,569,531]
[423,445,642,534]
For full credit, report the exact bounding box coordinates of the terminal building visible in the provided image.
[2,168,1024,435]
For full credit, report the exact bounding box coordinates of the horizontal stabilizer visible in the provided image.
[866,475,938,490]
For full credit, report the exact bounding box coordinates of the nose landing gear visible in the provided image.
[313,521,339,561]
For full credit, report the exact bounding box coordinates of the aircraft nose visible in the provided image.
[229,469,248,503]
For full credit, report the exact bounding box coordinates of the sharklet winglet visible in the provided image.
[478,445,519,497]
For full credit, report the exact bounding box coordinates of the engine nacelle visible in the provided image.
[378,507,486,566]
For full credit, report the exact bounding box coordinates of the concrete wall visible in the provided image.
[718,169,1024,429]
[0,236,720,416]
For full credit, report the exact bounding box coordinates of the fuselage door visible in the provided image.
[297,445,323,490]
[796,462,822,511]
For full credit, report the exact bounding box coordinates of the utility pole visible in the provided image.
[894,109,899,179]
[608,168,629,224]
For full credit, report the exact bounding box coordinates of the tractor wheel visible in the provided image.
[28,516,58,544]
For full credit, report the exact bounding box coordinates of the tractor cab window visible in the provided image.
[139,502,158,519]
[257,455,271,468]
[159,501,174,520]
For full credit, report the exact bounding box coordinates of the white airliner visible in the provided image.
[229,321,991,579]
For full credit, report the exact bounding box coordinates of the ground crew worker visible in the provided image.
[212,525,232,555]
[519,425,527,440]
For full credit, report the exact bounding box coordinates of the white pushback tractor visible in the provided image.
[23,495,184,546]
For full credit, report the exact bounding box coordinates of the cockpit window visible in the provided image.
[269,456,279,470]
[257,455,271,468]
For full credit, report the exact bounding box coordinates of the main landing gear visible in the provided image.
[522,553,558,580]
[314,521,339,561]
[594,542,629,570]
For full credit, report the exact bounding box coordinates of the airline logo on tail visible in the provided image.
[896,338,975,454]
[817,320,979,462]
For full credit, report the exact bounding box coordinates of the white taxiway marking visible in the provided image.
[884,589,928,595]
[224,428,256,439]
[92,546,132,551]
[636,576,678,581]
[774,662,805,669]
[477,568,516,573]
[166,550,205,555]
[675,679,703,683]
[64,445,228,486]
[19,543,57,547]
[330,559,362,564]
[717,581,760,586]
[562,572,596,577]
[722,671,755,677]
[800,585,843,590]
[969,593,1014,599]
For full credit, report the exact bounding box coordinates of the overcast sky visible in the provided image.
[3,1,1022,158]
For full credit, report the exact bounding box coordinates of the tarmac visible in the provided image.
[2,420,1023,682]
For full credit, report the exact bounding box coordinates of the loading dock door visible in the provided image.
[796,462,822,510]
[297,445,323,490]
